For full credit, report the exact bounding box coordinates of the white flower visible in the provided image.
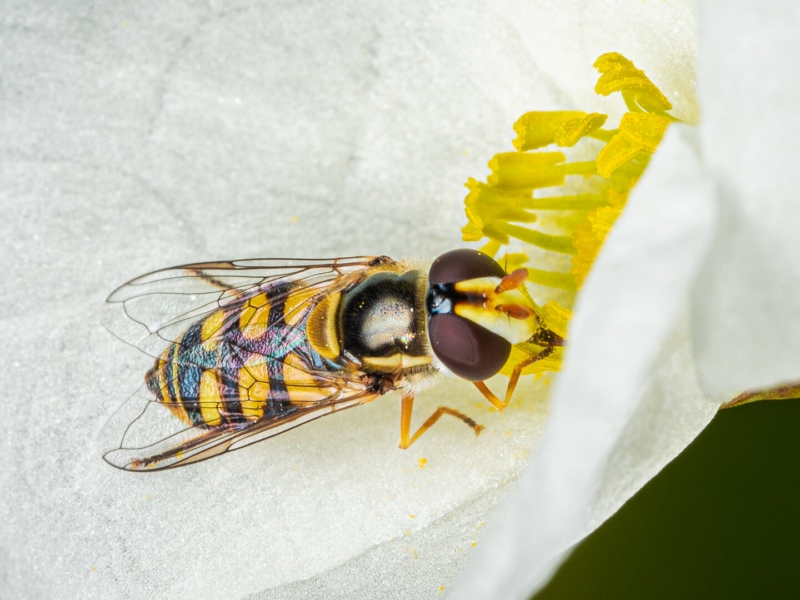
[6,1,794,600]
[452,1,800,598]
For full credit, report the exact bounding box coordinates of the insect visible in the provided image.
[102,249,564,471]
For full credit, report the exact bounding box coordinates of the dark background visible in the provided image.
[534,399,800,599]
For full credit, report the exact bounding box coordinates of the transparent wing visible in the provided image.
[102,255,396,471]
[102,378,378,472]
[103,257,383,359]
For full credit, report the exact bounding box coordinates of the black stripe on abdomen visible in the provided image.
[266,285,292,410]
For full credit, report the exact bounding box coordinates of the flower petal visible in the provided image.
[691,1,800,396]
[0,1,705,598]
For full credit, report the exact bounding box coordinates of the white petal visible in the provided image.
[452,126,720,599]
[0,2,703,599]
[692,1,800,396]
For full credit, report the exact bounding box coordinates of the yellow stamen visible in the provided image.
[593,52,673,115]
[554,113,608,147]
[461,51,679,373]
[596,113,671,177]
[512,111,587,151]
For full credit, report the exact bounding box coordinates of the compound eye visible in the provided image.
[428,313,511,381]
[429,249,505,285]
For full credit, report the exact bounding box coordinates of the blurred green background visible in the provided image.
[533,399,800,599]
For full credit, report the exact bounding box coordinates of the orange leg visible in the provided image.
[398,393,484,449]
[473,346,554,411]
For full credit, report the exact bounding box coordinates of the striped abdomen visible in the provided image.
[146,287,341,428]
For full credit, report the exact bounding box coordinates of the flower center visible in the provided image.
[461,52,680,375]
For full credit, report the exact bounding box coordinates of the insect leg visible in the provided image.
[398,393,484,449]
[473,346,555,411]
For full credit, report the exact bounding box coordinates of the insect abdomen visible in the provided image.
[146,290,340,428]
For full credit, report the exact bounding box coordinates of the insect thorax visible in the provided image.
[306,267,434,375]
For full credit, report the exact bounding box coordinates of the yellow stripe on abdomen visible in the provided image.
[283,354,337,403]
[238,363,267,420]
[283,286,319,326]
[156,358,170,403]
[239,293,272,340]
[201,310,226,350]
[199,369,223,426]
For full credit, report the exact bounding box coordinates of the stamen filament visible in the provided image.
[491,222,575,254]
[479,239,502,257]
[587,129,618,142]
[460,52,681,372]
[523,195,608,211]
[525,269,578,291]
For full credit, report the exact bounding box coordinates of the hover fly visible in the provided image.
[102,249,564,471]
